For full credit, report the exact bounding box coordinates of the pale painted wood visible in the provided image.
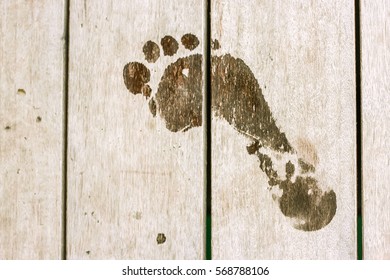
[67,0,205,259]
[0,1,65,259]
[211,0,356,259]
[361,0,390,260]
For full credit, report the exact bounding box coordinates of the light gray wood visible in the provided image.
[0,0,65,259]
[67,0,205,259]
[211,0,356,259]
[361,0,390,260]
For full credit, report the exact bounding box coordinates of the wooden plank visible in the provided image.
[211,0,356,259]
[0,0,65,259]
[67,0,205,259]
[361,0,390,259]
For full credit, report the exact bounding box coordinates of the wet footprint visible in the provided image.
[123,34,337,232]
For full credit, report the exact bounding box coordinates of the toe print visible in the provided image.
[123,34,337,231]
[161,35,179,56]
[143,41,160,63]
[181,33,200,50]
[123,62,150,94]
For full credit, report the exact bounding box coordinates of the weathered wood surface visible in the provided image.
[67,0,205,259]
[0,0,65,259]
[211,0,356,259]
[361,0,390,260]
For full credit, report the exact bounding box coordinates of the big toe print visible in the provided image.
[123,34,337,231]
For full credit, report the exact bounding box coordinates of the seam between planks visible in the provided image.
[204,0,212,261]
[61,0,70,260]
[354,0,363,260]
[203,0,212,260]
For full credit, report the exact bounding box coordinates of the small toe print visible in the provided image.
[161,35,179,56]
[181,33,200,50]
[123,62,150,94]
[143,40,160,63]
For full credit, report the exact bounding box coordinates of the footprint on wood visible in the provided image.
[122,34,337,232]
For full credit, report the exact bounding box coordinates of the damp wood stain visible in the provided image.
[296,138,319,166]
[133,211,142,220]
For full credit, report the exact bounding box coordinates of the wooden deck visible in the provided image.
[0,0,388,259]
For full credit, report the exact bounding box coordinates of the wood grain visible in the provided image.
[67,0,205,259]
[211,0,356,259]
[0,0,65,259]
[361,0,390,259]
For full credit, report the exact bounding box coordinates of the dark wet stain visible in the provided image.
[279,176,337,231]
[148,98,157,117]
[156,233,166,245]
[36,116,42,123]
[211,54,292,153]
[246,140,261,155]
[142,84,152,98]
[4,126,11,130]
[257,152,279,186]
[17,88,26,95]
[122,34,337,231]
[211,39,220,50]
[285,161,295,179]
[143,40,160,63]
[161,35,179,56]
[298,158,316,173]
[155,54,203,132]
[181,33,199,50]
[123,62,150,94]
[255,152,336,230]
